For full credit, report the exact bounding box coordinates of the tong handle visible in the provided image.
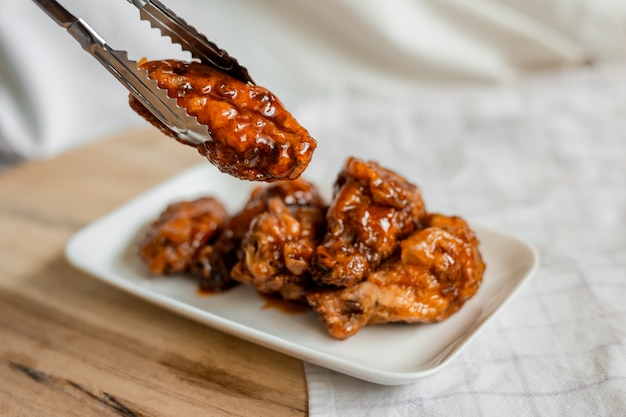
[33,0,104,47]
[128,0,253,84]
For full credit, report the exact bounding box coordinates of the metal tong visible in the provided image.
[32,0,254,146]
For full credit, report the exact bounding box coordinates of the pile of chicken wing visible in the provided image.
[139,157,486,339]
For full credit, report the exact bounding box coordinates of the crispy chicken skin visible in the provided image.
[306,213,485,340]
[312,157,427,287]
[231,186,327,301]
[138,197,228,275]
[195,179,326,293]
[129,59,316,182]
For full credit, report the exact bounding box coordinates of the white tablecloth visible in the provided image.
[298,65,626,416]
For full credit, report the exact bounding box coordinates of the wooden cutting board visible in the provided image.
[0,128,307,416]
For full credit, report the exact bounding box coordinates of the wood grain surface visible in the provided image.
[0,128,308,416]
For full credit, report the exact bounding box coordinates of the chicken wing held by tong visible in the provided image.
[32,0,317,182]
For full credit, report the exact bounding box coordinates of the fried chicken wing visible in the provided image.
[130,59,317,182]
[138,197,228,275]
[306,213,485,340]
[230,189,327,301]
[191,191,267,292]
[195,179,326,293]
[401,213,485,299]
[312,157,426,287]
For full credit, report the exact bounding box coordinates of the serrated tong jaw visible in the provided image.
[32,0,251,147]
[127,0,253,84]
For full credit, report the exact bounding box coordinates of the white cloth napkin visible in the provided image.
[298,65,626,416]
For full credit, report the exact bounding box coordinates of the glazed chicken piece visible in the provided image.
[138,197,228,275]
[306,213,486,340]
[191,210,254,292]
[194,179,326,293]
[231,188,327,301]
[129,59,317,182]
[312,157,426,287]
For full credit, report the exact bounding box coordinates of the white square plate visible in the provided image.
[66,164,539,385]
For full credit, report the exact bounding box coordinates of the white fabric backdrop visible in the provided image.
[1,0,626,169]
